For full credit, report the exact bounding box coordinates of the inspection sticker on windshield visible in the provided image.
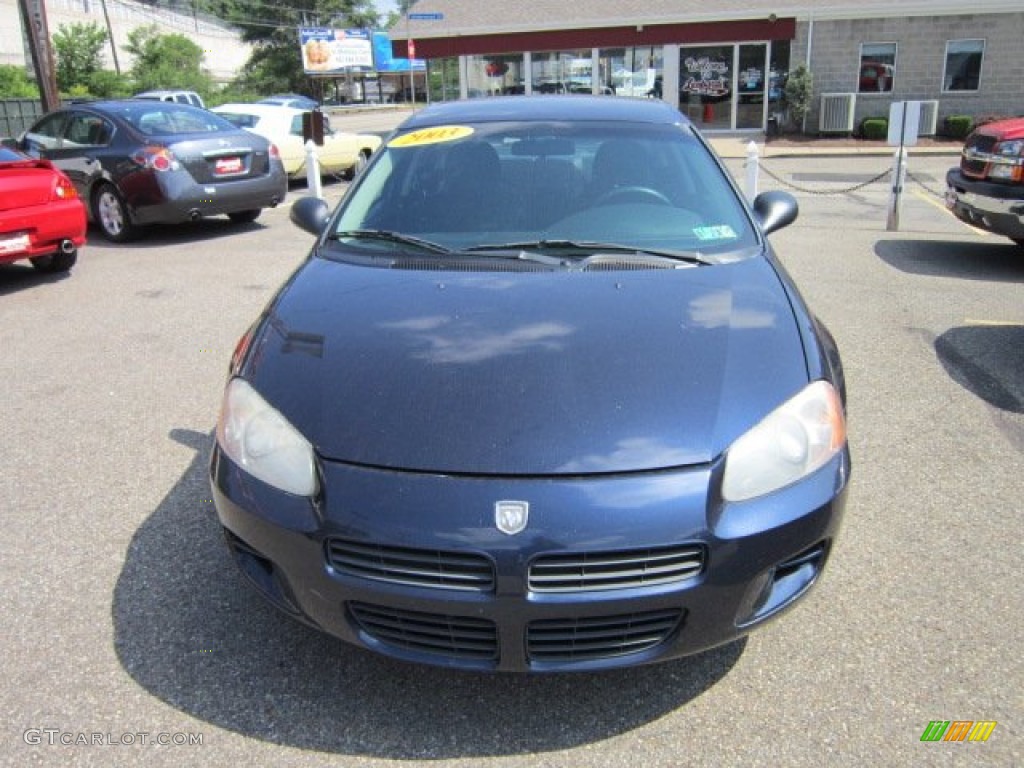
[389,126,474,148]
[693,225,738,241]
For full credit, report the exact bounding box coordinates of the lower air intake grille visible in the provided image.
[527,608,682,663]
[349,602,499,662]
[325,538,494,592]
[529,544,704,592]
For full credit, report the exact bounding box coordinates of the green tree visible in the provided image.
[88,70,133,99]
[125,25,214,96]
[52,22,108,92]
[783,64,814,132]
[0,64,38,98]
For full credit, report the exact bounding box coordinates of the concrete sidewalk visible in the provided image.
[707,133,963,159]
[326,105,964,160]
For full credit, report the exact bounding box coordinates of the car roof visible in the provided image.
[65,99,209,113]
[213,103,305,117]
[399,95,691,130]
[133,90,199,97]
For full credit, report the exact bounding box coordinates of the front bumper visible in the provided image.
[211,445,849,673]
[945,168,1024,239]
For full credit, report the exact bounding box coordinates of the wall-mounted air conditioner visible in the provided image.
[918,100,939,136]
[819,93,856,134]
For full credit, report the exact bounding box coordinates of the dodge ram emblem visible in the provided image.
[495,500,529,535]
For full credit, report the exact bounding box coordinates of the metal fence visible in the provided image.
[0,99,44,141]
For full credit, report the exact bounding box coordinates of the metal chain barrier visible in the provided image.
[906,169,947,199]
[753,160,891,196]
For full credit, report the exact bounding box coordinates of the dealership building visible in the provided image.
[391,0,1023,134]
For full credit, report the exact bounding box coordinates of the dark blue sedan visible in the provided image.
[211,96,850,672]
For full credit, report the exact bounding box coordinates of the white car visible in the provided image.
[211,104,381,180]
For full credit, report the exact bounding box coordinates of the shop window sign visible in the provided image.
[682,56,730,98]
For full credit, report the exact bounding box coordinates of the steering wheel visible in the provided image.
[594,186,672,206]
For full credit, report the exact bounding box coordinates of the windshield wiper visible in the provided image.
[329,229,452,254]
[464,239,712,266]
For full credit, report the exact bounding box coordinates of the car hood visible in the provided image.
[973,117,1024,141]
[243,254,809,475]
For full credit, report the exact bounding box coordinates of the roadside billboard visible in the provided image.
[299,28,374,74]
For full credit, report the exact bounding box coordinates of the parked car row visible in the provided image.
[1,95,380,255]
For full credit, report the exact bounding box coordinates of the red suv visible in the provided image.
[945,117,1024,247]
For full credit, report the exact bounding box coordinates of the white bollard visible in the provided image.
[744,140,760,202]
[305,140,323,200]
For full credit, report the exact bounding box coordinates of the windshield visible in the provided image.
[333,120,757,258]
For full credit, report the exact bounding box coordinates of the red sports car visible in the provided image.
[0,145,86,273]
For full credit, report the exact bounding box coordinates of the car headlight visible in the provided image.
[722,380,846,502]
[995,139,1024,157]
[216,378,318,496]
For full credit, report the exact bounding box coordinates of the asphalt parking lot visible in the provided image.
[1,116,1020,766]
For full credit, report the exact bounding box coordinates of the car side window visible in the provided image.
[290,115,304,136]
[23,112,67,154]
[65,114,111,147]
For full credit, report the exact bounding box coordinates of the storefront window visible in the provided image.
[943,39,984,92]
[598,47,663,97]
[768,40,790,113]
[680,45,733,129]
[465,54,525,98]
[428,57,461,102]
[858,43,896,93]
[736,44,766,129]
[531,50,592,94]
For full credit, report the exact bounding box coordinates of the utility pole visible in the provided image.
[99,0,120,74]
[18,0,60,111]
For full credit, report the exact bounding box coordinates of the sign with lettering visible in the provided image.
[681,56,730,98]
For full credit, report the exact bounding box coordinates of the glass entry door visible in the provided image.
[679,45,732,130]
[736,44,767,129]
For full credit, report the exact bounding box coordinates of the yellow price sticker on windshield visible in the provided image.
[389,125,474,147]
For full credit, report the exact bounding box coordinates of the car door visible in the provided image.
[309,117,357,173]
[47,111,112,195]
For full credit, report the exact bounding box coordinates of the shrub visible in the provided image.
[943,115,973,139]
[860,117,888,140]
[782,64,813,130]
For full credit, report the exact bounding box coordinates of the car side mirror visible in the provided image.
[290,196,331,235]
[0,137,17,149]
[752,190,799,235]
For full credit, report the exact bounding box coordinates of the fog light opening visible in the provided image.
[223,529,302,615]
[736,542,828,628]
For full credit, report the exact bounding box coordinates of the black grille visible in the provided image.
[529,544,704,593]
[966,134,997,154]
[961,158,988,177]
[527,609,682,663]
[961,134,998,178]
[349,602,498,662]
[325,538,494,592]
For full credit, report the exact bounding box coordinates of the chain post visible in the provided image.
[744,141,760,202]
